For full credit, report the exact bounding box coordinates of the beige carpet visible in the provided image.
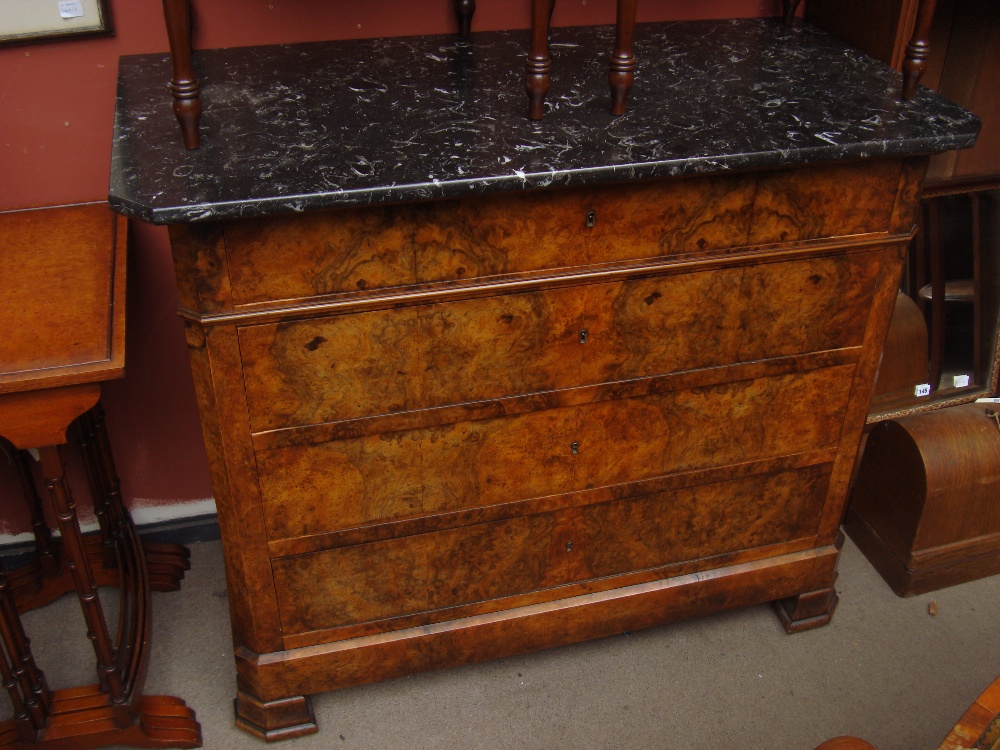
[9,535,1000,749]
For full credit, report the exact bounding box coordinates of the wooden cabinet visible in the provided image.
[167,157,923,740]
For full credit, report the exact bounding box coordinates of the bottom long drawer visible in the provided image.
[272,462,832,645]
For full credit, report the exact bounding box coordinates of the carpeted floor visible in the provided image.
[10,535,1000,749]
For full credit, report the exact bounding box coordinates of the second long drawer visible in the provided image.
[255,363,855,542]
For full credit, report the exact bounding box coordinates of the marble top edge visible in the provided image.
[109,18,981,225]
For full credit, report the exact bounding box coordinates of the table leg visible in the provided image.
[12,451,58,577]
[37,445,131,727]
[782,0,802,26]
[902,0,938,99]
[0,569,50,739]
[77,408,122,570]
[455,0,476,38]
[9,408,192,614]
[609,0,638,116]
[0,438,204,749]
[526,0,556,120]
[162,0,202,149]
[79,406,192,593]
[0,625,36,744]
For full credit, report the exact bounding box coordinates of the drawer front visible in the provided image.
[240,251,880,432]
[271,463,832,636]
[255,365,854,541]
[225,206,418,306]
[222,162,899,306]
[750,160,901,244]
[413,174,756,283]
[223,174,753,305]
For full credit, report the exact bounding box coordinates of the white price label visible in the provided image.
[914,383,932,397]
[976,397,1000,404]
[953,374,971,388]
[59,1,85,19]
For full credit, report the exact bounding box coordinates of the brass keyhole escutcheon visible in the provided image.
[566,541,574,552]
[585,210,596,228]
[579,329,589,344]
[571,441,580,454]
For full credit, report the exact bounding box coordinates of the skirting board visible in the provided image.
[0,510,220,568]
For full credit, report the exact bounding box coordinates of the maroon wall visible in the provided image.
[0,0,791,536]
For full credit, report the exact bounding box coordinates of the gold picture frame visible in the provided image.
[0,0,113,45]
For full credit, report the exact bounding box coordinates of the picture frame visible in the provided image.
[0,0,114,45]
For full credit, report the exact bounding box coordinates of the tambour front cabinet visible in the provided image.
[109,19,979,740]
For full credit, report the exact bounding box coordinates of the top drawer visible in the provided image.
[222,161,902,306]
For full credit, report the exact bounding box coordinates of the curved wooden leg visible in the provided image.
[609,0,638,116]
[77,409,121,569]
[162,0,202,149]
[81,405,191,592]
[235,684,317,742]
[455,0,476,39]
[902,0,938,99]
[526,0,556,120]
[13,451,57,578]
[38,446,130,724]
[782,0,802,26]
[0,568,50,737]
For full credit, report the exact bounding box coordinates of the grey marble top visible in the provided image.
[109,18,980,225]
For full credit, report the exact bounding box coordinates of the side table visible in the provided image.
[0,203,201,749]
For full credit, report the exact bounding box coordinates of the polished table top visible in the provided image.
[109,18,979,225]
[0,204,126,395]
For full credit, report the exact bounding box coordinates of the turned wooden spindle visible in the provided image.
[0,570,50,731]
[77,410,121,569]
[527,0,642,120]
[0,632,35,743]
[12,450,58,577]
[902,0,939,99]
[526,0,556,120]
[609,0,638,115]
[162,0,201,149]
[455,0,476,38]
[781,0,802,26]
[39,446,131,727]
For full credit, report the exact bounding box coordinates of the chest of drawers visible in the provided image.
[109,18,978,741]
[166,157,919,738]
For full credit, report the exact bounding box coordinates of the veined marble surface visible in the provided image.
[109,18,980,225]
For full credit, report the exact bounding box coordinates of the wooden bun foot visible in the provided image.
[235,691,318,742]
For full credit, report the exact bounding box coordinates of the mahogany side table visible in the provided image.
[0,203,201,749]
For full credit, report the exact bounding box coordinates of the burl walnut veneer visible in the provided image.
[165,156,925,740]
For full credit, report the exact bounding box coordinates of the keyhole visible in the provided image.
[571,441,579,454]
[579,329,589,344]
[566,541,574,552]
[585,211,596,228]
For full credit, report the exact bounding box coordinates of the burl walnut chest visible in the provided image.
[109,19,978,740]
